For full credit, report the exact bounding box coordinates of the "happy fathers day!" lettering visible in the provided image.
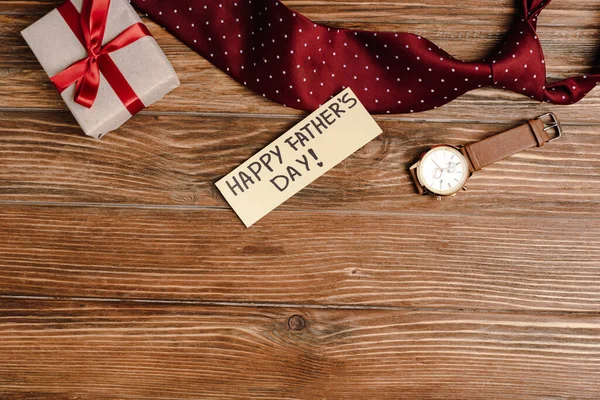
[224,92,358,196]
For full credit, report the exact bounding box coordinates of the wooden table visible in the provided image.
[1,0,599,398]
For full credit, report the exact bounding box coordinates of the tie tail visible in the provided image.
[521,0,551,23]
[543,75,600,105]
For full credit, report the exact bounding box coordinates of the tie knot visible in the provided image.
[488,19,545,100]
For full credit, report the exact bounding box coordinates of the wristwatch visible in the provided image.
[409,113,562,199]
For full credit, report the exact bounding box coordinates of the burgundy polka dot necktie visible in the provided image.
[130,0,599,114]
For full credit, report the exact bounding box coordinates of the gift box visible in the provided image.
[21,0,180,139]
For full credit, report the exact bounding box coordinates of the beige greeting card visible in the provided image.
[216,88,383,227]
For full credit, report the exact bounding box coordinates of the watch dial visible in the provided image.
[417,146,469,195]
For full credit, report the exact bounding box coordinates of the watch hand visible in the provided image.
[432,160,442,169]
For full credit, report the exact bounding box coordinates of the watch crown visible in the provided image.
[462,186,468,191]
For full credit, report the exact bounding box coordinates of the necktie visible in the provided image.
[129,0,600,114]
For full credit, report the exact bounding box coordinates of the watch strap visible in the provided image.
[461,117,552,171]
[409,166,425,195]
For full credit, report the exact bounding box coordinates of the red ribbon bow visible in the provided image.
[50,0,151,114]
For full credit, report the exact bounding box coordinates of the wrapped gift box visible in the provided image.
[21,0,180,139]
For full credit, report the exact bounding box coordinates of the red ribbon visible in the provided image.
[50,0,151,115]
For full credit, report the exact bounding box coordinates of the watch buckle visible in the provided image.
[539,113,562,142]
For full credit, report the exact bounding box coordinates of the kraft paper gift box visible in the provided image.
[21,0,180,139]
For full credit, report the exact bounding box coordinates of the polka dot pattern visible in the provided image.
[130,0,600,113]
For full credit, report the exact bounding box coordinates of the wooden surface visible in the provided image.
[1,0,599,398]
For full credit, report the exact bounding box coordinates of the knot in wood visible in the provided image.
[287,315,306,331]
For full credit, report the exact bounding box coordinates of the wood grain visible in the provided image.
[2,0,600,397]
[3,1,600,121]
[1,298,600,399]
[2,111,599,216]
[1,204,598,311]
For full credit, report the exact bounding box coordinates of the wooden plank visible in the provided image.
[4,0,600,24]
[1,298,599,399]
[0,204,598,311]
[1,111,599,217]
[3,2,600,121]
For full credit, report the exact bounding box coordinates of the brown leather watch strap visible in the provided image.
[461,118,551,171]
[409,166,425,195]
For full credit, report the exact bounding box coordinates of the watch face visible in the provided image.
[417,146,469,195]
